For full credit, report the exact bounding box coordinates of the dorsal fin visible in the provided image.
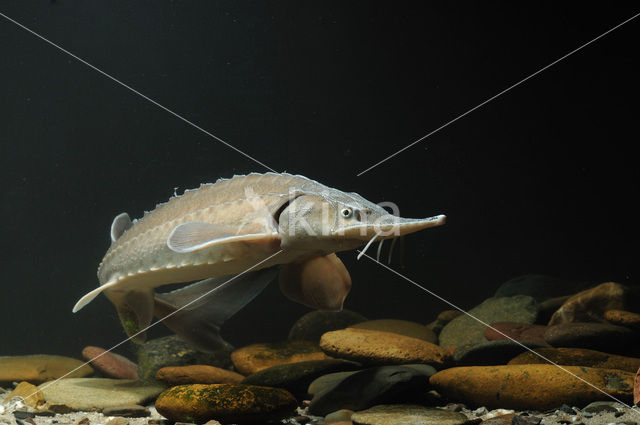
[110,212,132,242]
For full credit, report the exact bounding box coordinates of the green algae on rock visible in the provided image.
[156,365,244,386]
[136,335,233,382]
[231,341,329,375]
[154,383,297,424]
[429,364,634,410]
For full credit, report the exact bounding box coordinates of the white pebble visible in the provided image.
[482,408,515,419]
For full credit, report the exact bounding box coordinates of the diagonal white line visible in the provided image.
[357,11,640,177]
[21,250,283,403]
[0,11,277,173]
[357,249,640,415]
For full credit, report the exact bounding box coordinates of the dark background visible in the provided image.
[1,2,638,358]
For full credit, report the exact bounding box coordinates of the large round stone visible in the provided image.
[0,355,93,385]
[231,341,329,375]
[543,322,636,354]
[351,319,437,343]
[241,359,360,399]
[494,274,588,302]
[156,365,244,386]
[351,404,469,425]
[136,335,233,382]
[320,328,449,367]
[508,347,640,373]
[155,383,297,424]
[38,378,163,411]
[438,296,538,349]
[430,364,633,410]
[288,310,367,342]
[548,281,634,325]
[308,364,436,416]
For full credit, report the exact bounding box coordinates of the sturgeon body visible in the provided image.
[74,173,445,351]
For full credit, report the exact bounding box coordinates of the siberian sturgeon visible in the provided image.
[73,173,445,351]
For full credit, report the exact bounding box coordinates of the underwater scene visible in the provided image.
[1,2,639,425]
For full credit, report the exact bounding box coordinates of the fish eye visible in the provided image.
[340,207,353,218]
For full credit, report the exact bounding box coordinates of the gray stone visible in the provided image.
[101,404,150,417]
[38,378,164,411]
[308,370,358,395]
[494,275,590,303]
[512,415,542,425]
[325,409,354,422]
[453,340,548,366]
[240,359,360,398]
[351,404,468,425]
[308,364,436,416]
[582,401,624,413]
[136,335,233,382]
[288,309,367,343]
[439,296,538,349]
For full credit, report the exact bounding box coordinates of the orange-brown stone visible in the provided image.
[4,381,44,408]
[155,384,297,423]
[508,347,640,373]
[319,328,449,367]
[156,365,244,385]
[0,355,93,385]
[605,309,640,329]
[231,341,329,375]
[430,364,633,410]
[548,282,630,325]
[351,319,437,343]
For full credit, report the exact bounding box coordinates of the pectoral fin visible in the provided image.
[167,222,278,253]
[154,267,278,352]
[279,253,351,311]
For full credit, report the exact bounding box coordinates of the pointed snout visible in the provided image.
[376,214,446,239]
[335,214,446,239]
[388,214,446,237]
